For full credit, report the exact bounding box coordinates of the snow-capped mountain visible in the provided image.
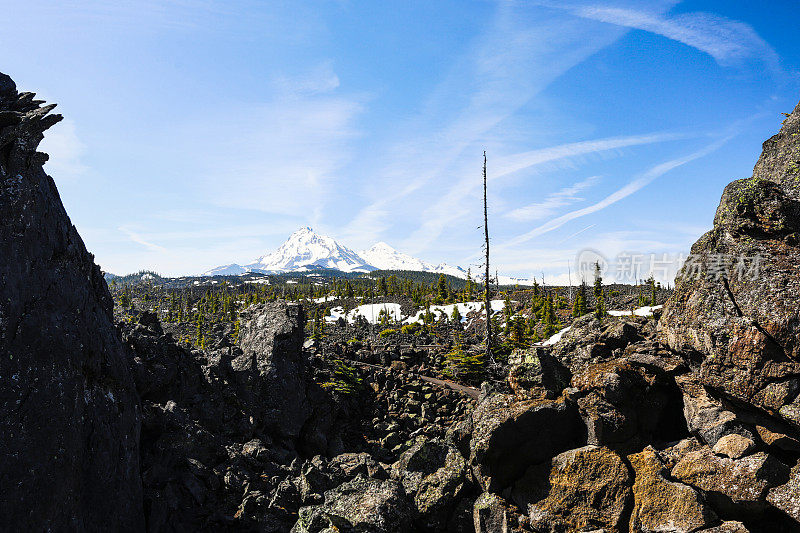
[250,227,371,273]
[359,242,468,279]
[203,227,469,278]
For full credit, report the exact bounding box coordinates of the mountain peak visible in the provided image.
[204,229,477,280]
[367,241,396,252]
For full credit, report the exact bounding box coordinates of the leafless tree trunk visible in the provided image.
[483,151,495,365]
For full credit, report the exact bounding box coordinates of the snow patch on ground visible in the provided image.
[541,326,571,346]
[244,278,270,285]
[322,299,508,325]
[403,300,507,324]
[607,305,663,317]
[324,303,403,324]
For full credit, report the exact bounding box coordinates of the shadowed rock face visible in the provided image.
[0,73,143,528]
[661,101,800,424]
[236,302,311,444]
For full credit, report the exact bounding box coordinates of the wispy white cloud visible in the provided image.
[548,3,780,71]
[178,66,363,217]
[492,132,687,179]
[341,1,645,247]
[118,225,167,253]
[502,133,735,247]
[559,223,596,243]
[403,131,685,252]
[505,175,599,221]
[272,61,341,95]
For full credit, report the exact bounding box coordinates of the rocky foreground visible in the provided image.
[2,73,800,532]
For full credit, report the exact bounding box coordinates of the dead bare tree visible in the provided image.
[483,151,495,365]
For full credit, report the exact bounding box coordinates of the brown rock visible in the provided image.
[766,461,800,521]
[712,434,756,459]
[659,103,800,423]
[468,393,584,491]
[511,445,631,532]
[699,521,750,532]
[671,447,789,510]
[628,446,713,533]
[572,358,688,453]
[756,424,800,453]
[676,373,753,447]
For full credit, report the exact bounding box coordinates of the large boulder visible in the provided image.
[549,315,644,374]
[468,393,585,492]
[627,446,714,532]
[571,357,688,453]
[671,447,790,514]
[391,437,469,531]
[767,461,800,521]
[676,373,755,447]
[292,475,413,533]
[0,73,143,529]
[511,445,632,532]
[236,302,310,445]
[660,102,800,423]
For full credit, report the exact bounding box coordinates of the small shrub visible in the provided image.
[320,359,363,395]
[444,345,486,383]
[401,323,421,335]
[379,328,397,338]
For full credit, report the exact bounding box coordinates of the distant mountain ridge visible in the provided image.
[204,227,470,278]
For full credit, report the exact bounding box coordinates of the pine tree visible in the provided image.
[345,280,354,298]
[542,294,559,337]
[648,275,657,306]
[503,293,513,331]
[436,274,449,304]
[450,305,462,325]
[379,277,388,296]
[595,292,607,320]
[593,261,603,300]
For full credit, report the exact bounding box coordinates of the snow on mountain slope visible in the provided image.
[204,227,476,280]
[247,227,373,273]
[205,263,248,276]
[359,242,468,278]
[359,242,429,271]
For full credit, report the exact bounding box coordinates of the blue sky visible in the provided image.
[3,0,798,283]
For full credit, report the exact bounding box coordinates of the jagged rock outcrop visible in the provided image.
[467,393,585,492]
[627,446,714,532]
[661,102,800,424]
[390,436,471,531]
[292,475,414,533]
[570,355,688,453]
[236,302,309,444]
[511,445,632,532]
[550,314,646,373]
[0,73,143,529]
[124,304,355,531]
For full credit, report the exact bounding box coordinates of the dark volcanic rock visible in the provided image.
[511,445,632,532]
[236,302,310,445]
[571,356,688,453]
[123,305,347,531]
[0,73,143,529]
[550,314,645,374]
[660,102,800,423]
[292,475,413,533]
[468,393,585,492]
